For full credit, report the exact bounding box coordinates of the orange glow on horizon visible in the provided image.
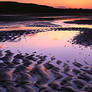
[0,0,92,9]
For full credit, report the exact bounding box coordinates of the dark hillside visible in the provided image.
[0,1,92,15]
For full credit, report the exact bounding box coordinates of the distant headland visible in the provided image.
[0,1,92,15]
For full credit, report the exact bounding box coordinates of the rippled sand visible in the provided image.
[0,50,92,92]
[0,15,92,92]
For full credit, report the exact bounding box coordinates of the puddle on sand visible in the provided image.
[0,16,92,92]
[0,31,92,65]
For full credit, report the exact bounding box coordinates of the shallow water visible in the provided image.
[0,16,92,65]
[0,31,92,66]
[0,15,92,92]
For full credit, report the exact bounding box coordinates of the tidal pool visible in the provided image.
[0,30,92,65]
[0,15,92,92]
[0,15,92,66]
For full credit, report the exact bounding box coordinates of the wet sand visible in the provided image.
[0,50,92,92]
[0,15,92,92]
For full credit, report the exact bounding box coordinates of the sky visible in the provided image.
[0,0,92,9]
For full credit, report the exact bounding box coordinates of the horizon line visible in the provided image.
[0,1,92,9]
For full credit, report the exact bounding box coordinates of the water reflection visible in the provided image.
[52,17,92,28]
[0,31,92,65]
[0,16,92,65]
[0,16,92,32]
[0,15,92,92]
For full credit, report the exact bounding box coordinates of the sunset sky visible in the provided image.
[0,0,92,9]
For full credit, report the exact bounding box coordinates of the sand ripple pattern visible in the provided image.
[0,50,92,92]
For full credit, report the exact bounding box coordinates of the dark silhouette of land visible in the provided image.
[0,1,92,15]
[65,20,92,25]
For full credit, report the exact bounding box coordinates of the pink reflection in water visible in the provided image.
[0,31,92,65]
